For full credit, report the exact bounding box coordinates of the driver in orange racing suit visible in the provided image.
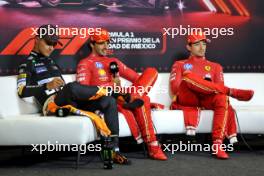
[76,29,167,160]
[170,32,254,159]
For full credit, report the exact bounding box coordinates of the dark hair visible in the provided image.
[87,38,95,52]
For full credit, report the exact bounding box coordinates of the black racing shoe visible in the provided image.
[123,99,144,110]
[113,152,131,165]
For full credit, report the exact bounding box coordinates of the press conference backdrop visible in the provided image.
[0,0,263,76]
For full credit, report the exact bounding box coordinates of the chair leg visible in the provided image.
[75,146,81,169]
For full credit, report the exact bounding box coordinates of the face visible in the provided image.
[187,40,207,57]
[91,41,109,56]
[35,37,56,57]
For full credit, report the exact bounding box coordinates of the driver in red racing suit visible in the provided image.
[76,29,167,160]
[170,32,254,159]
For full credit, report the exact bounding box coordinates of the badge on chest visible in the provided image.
[35,66,48,74]
[184,63,193,70]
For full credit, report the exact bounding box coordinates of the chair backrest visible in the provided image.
[0,73,262,118]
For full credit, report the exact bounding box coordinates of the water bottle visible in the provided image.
[102,137,113,169]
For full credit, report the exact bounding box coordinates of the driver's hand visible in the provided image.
[183,70,192,76]
[46,77,64,90]
[113,77,121,87]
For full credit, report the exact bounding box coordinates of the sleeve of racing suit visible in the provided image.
[17,61,46,98]
[170,61,183,95]
[47,58,65,82]
[213,63,225,86]
[114,59,139,83]
[76,59,91,85]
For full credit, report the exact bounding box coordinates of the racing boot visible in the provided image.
[212,140,229,159]
[112,151,131,165]
[147,143,167,160]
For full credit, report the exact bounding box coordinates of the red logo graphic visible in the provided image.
[0,28,166,56]
[202,0,250,16]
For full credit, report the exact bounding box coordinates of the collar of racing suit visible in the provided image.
[188,56,206,62]
[30,51,46,60]
[88,53,109,61]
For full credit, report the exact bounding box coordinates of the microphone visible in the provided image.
[109,61,119,78]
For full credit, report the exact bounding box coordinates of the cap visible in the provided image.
[37,24,62,46]
[90,29,110,43]
[187,31,211,44]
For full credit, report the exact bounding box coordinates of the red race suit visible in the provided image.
[77,54,162,144]
[170,56,240,142]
